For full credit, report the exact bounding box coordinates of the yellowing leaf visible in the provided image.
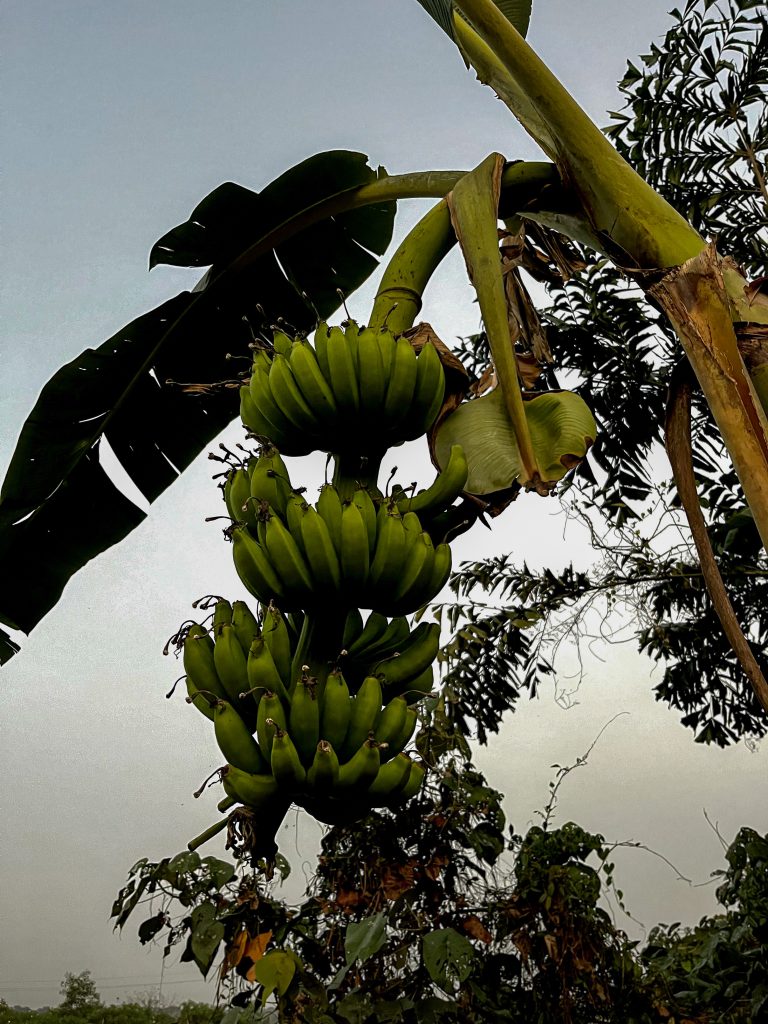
[244,930,273,981]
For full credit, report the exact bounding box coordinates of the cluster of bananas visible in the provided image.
[224,445,468,615]
[181,598,439,822]
[239,324,446,456]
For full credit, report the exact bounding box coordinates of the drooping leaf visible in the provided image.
[434,387,596,493]
[189,902,225,976]
[253,949,296,1005]
[414,1,532,42]
[345,911,387,965]
[421,927,475,993]
[0,151,395,655]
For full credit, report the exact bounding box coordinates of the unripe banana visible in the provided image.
[374,696,409,748]
[367,752,413,800]
[352,488,378,555]
[397,444,468,519]
[373,622,440,689]
[284,493,309,551]
[393,664,434,704]
[289,339,338,429]
[300,506,342,591]
[368,507,407,596]
[221,764,280,807]
[269,354,323,438]
[213,623,249,706]
[342,675,382,759]
[345,611,389,657]
[390,759,426,802]
[183,625,228,701]
[320,669,351,750]
[340,501,370,596]
[342,607,364,651]
[185,677,216,721]
[326,325,360,415]
[247,636,290,705]
[404,340,445,440]
[388,540,451,616]
[288,673,321,767]
[383,336,418,427]
[213,700,268,775]
[264,512,313,599]
[376,327,397,380]
[317,483,344,555]
[335,736,382,793]
[386,532,433,609]
[385,706,418,759]
[232,600,260,654]
[213,599,233,631]
[313,322,331,379]
[356,327,387,422]
[348,615,410,664]
[306,740,340,792]
[261,603,293,690]
[248,369,308,455]
[231,525,289,606]
[240,386,284,445]
[250,449,293,517]
[272,330,294,357]
[269,721,306,789]
[224,468,258,530]
[256,690,287,760]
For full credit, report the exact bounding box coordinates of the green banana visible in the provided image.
[352,488,378,555]
[183,625,228,701]
[348,615,410,664]
[340,500,370,595]
[388,539,451,616]
[317,483,343,554]
[385,707,418,758]
[247,636,290,705]
[221,764,279,807]
[213,599,233,631]
[342,675,382,759]
[269,721,307,789]
[356,327,387,423]
[224,468,257,529]
[213,623,249,706]
[345,611,389,657]
[394,665,434,704]
[320,669,351,750]
[367,752,413,800]
[368,507,407,597]
[256,690,287,760]
[386,532,433,609]
[272,330,294,357]
[231,525,289,606]
[284,493,309,553]
[326,324,360,415]
[374,696,408,748]
[261,603,293,690]
[383,335,418,427]
[288,673,321,767]
[390,760,426,802]
[373,622,440,689]
[313,322,331,379]
[376,327,397,381]
[341,607,365,651]
[306,740,340,792]
[289,339,338,429]
[240,387,283,444]
[269,353,320,436]
[232,600,260,654]
[250,449,293,517]
[335,736,381,793]
[397,444,468,518]
[248,368,308,455]
[185,677,216,721]
[404,341,445,441]
[300,505,342,591]
[213,700,268,775]
[264,512,313,599]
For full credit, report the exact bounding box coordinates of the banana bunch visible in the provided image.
[229,470,458,616]
[240,324,446,456]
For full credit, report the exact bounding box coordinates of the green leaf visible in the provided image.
[253,950,296,1006]
[345,911,388,965]
[0,150,395,656]
[415,1,532,41]
[422,928,475,993]
[202,856,236,890]
[190,902,225,977]
[434,388,596,493]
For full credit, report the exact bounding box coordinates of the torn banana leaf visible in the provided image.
[434,387,596,494]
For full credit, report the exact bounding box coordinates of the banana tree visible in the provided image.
[2,0,767,724]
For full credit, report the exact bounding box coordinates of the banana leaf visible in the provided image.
[0,151,395,661]
[415,0,531,42]
[433,388,596,495]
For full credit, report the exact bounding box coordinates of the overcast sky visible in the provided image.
[2,0,766,1009]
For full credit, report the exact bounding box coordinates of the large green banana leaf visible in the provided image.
[434,387,596,494]
[0,151,395,663]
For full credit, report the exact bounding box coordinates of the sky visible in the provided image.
[1,0,766,1010]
